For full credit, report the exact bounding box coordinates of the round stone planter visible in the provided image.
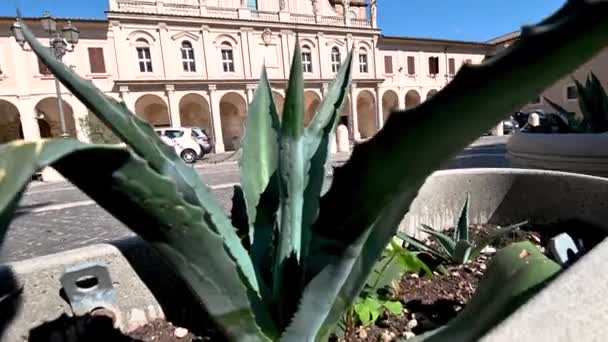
[506,132,608,177]
[2,168,608,341]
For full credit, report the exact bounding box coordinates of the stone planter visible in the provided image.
[2,168,608,340]
[506,132,608,177]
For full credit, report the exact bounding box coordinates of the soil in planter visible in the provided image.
[342,220,607,341]
[27,313,220,342]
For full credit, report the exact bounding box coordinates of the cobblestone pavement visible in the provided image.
[2,136,508,262]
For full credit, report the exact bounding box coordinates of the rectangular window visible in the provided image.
[384,55,393,74]
[38,56,51,75]
[359,54,368,73]
[302,52,313,73]
[566,85,578,100]
[247,0,258,10]
[407,56,416,75]
[136,47,153,72]
[181,45,196,72]
[428,56,439,75]
[331,49,341,73]
[448,58,455,75]
[87,47,106,74]
[221,48,235,72]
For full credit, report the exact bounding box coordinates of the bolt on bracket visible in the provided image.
[60,262,116,316]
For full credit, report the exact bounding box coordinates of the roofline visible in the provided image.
[0,15,107,24]
[380,34,491,47]
[486,30,521,44]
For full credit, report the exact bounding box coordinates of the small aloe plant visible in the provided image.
[1,2,607,341]
[545,71,608,133]
[399,195,528,264]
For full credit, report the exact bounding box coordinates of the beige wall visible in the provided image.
[0,0,490,151]
[522,48,608,117]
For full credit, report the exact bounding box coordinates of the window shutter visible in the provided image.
[428,57,437,75]
[384,55,393,74]
[407,56,415,75]
[88,47,106,74]
[448,58,455,75]
[38,57,51,75]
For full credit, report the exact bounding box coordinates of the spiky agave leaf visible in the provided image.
[288,1,608,340]
[454,194,470,242]
[0,140,276,340]
[19,19,263,299]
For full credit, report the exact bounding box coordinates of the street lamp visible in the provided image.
[11,11,80,138]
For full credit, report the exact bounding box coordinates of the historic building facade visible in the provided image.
[0,0,490,152]
[489,31,608,117]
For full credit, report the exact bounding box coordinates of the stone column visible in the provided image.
[165,85,181,127]
[280,31,291,79]
[398,88,405,110]
[198,0,206,16]
[246,84,256,104]
[316,33,325,81]
[493,122,504,136]
[70,99,90,142]
[375,87,383,130]
[119,86,135,112]
[350,83,360,140]
[17,96,41,141]
[239,29,253,79]
[201,26,215,79]
[157,23,170,79]
[208,85,225,153]
[322,83,329,96]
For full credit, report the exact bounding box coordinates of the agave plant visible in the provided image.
[399,195,528,264]
[1,2,608,341]
[544,71,608,133]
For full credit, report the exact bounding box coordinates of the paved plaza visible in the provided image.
[2,136,508,262]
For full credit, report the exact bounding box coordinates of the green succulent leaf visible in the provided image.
[454,194,470,242]
[410,242,561,341]
[396,231,448,262]
[273,40,307,325]
[452,240,473,264]
[240,67,281,245]
[301,49,353,260]
[295,2,608,340]
[283,187,422,341]
[20,19,262,296]
[0,140,275,341]
[230,185,249,243]
[419,224,457,258]
[469,221,528,260]
[543,96,581,131]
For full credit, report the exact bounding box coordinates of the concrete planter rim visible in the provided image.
[507,132,608,157]
[3,167,608,341]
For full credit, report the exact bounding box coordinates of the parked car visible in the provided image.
[155,127,204,164]
[189,127,214,154]
[484,116,519,135]
[520,111,573,133]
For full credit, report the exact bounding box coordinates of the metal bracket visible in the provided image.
[60,262,116,316]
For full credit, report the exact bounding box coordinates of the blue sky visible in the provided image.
[1,0,566,41]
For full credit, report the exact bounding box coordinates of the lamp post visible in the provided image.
[11,11,80,138]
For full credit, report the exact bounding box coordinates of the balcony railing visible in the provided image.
[112,0,372,28]
[290,13,316,24]
[206,6,239,19]
[250,9,280,22]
